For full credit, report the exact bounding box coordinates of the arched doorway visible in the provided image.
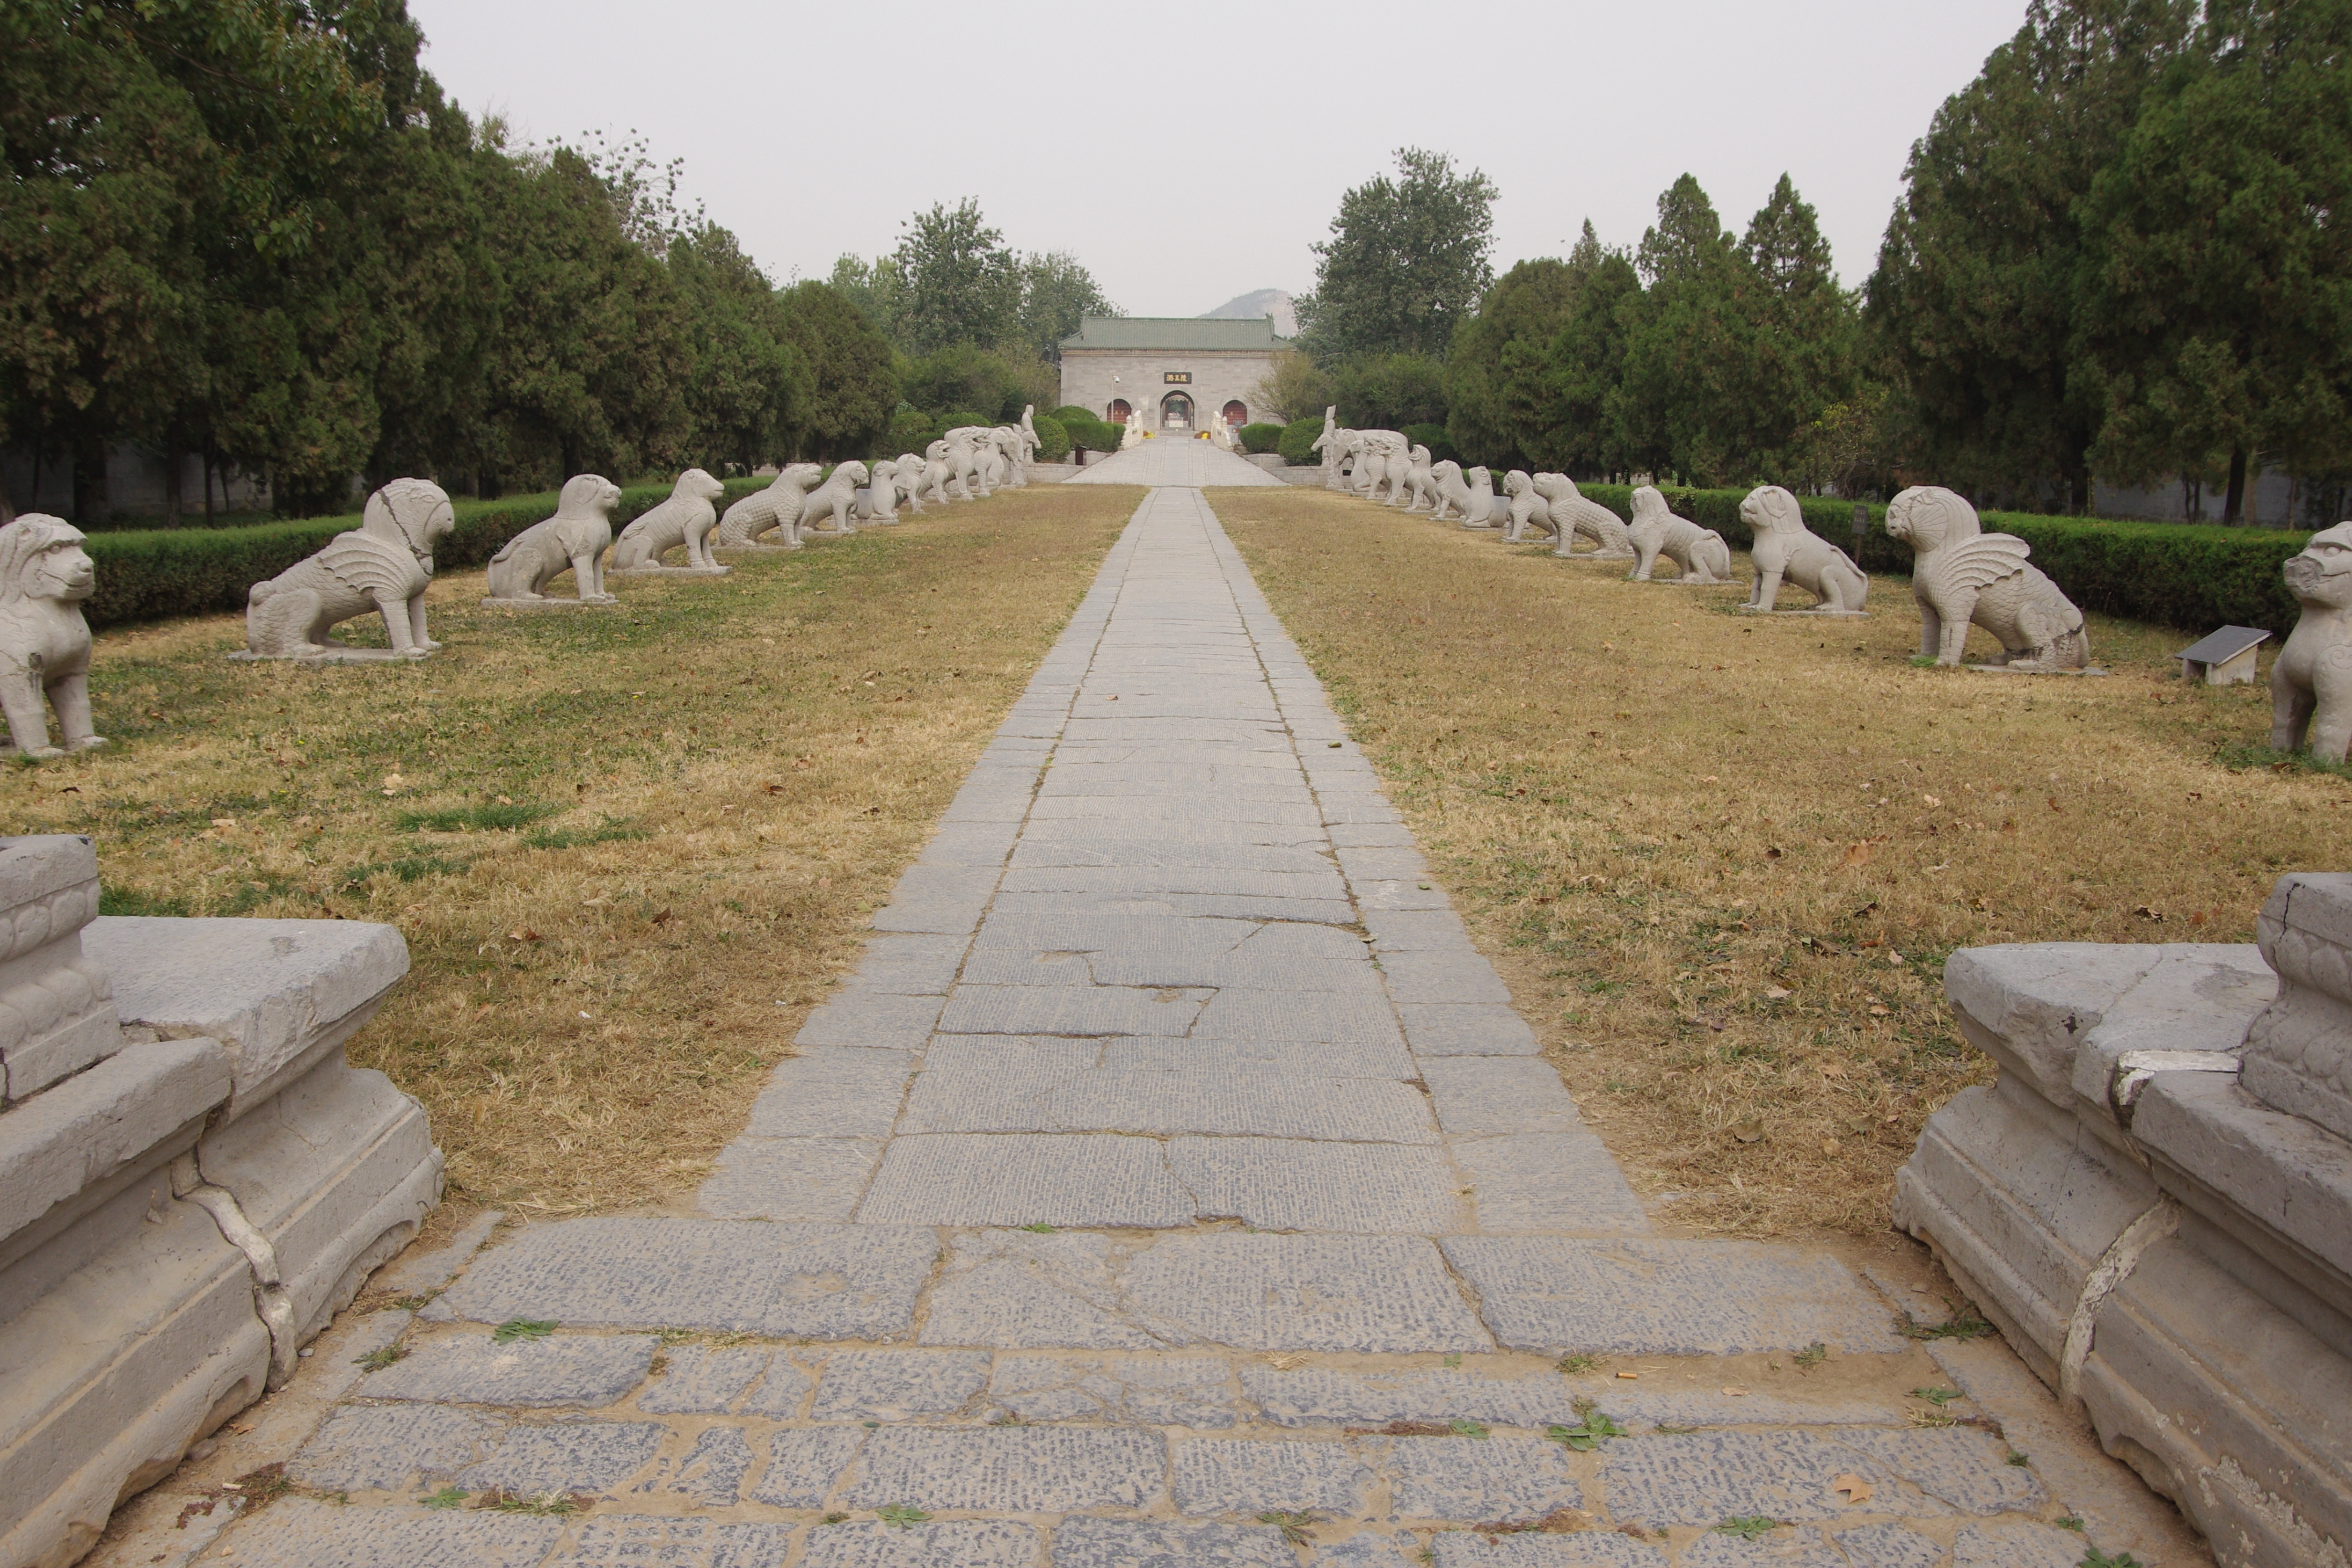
[1160,392,1193,431]
[1107,399,1131,423]
[1222,400,1248,429]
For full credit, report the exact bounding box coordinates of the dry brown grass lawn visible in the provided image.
[3,485,1143,1215]
[1217,485,2346,1239]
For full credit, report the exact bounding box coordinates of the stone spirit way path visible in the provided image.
[200,489,2136,1567]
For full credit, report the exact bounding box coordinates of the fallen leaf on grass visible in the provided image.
[509,929,543,943]
[1732,1120,1765,1144]
[1842,842,1873,868]
[1722,1386,1750,1397]
[1922,795,1941,807]
[1765,986,1792,1001]
[1831,1474,1873,1505]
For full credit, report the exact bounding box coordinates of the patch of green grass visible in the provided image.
[485,1489,582,1517]
[522,816,645,851]
[1910,1385,1962,1405]
[820,1512,849,1525]
[1557,1353,1600,1375]
[1019,1223,1055,1233]
[1794,1342,1827,1370]
[341,854,469,890]
[1257,1511,1320,1546]
[1448,1419,1491,1438]
[2216,742,2352,781]
[876,1505,930,1529]
[99,885,192,917]
[2080,1550,2143,1568]
[2057,1515,2085,1531]
[397,801,561,833]
[1546,1407,1627,1451]
[386,1290,442,1312]
[1897,1298,1995,1341]
[353,1343,408,1372]
[418,1486,467,1510]
[491,1317,558,1344]
[2008,1448,2033,1466]
[1716,1517,1780,1541]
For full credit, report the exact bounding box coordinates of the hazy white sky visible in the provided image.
[409,0,2031,316]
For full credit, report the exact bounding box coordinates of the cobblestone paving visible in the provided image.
[198,489,2125,1566]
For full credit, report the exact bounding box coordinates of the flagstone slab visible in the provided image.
[840,1425,1165,1511]
[858,1132,1193,1227]
[797,1520,1042,1567]
[196,1498,562,1567]
[358,1331,657,1407]
[1052,1518,1293,1568]
[1453,1133,1650,1235]
[1169,1137,1466,1232]
[551,1518,797,1568]
[434,1220,936,1338]
[1124,1233,1492,1352]
[987,1353,1236,1426]
[696,1137,883,1221]
[1172,1437,1374,1515]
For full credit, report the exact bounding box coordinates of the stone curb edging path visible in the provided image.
[177,486,2184,1568]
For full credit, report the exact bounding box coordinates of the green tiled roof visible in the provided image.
[1060,316,1289,351]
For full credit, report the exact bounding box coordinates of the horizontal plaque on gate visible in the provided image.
[1163,371,1192,384]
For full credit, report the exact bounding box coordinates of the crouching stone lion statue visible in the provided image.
[1627,486,1732,583]
[2271,521,2352,760]
[797,461,870,541]
[242,477,454,661]
[612,468,727,572]
[716,464,823,549]
[1738,485,1869,614]
[1885,485,2090,669]
[485,473,623,604]
[0,514,105,755]
[1535,474,1635,559]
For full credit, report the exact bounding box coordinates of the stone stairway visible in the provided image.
[168,487,2169,1567]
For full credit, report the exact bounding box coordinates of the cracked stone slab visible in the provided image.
[988,1353,1236,1426]
[1596,1431,1878,1526]
[746,1426,867,1506]
[858,1132,1192,1227]
[292,1405,503,1492]
[1377,1434,1581,1523]
[1396,1003,1541,1056]
[1429,1536,1665,1567]
[1831,1427,2046,1514]
[1441,1238,1907,1355]
[938,984,1206,1036]
[1420,1058,1584,1137]
[922,1230,1165,1350]
[635,1345,771,1414]
[200,1498,563,1567]
[547,1518,797,1568]
[740,1049,912,1136]
[1453,1134,1650,1235]
[797,1520,1043,1567]
[630,1425,753,1506]
[795,994,946,1050]
[811,1350,991,1422]
[1190,989,1405,1046]
[456,1420,666,1494]
[373,1209,506,1297]
[696,1138,883,1221]
[1171,1137,1466,1233]
[1103,1034,1419,1080]
[1172,1438,1374,1515]
[1242,1365,1584,1429]
[1314,1536,1424,1567]
[1952,1518,2099,1566]
[737,1355,815,1418]
[1676,1530,1852,1566]
[1125,1233,1492,1352]
[901,1068,1437,1142]
[1052,1518,1293,1567]
[434,1219,936,1338]
[840,1425,1165,1511]
[359,1332,656,1407]
[1377,952,1512,1006]
[1832,1521,1947,1568]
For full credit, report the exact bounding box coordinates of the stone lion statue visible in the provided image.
[1628,486,1733,583]
[857,459,902,524]
[894,453,931,514]
[1502,471,1553,541]
[485,473,622,603]
[1885,485,2089,669]
[1398,446,1437,513]
[1350,432,1407,499]
[1432,463,1503,527]
[796,461,870,541]
[244,477,454,660]
[942,434,989,499]
[0,515,104,757]
[1534,474,1634,559]
[1738,485,1869,614]
[612,468,727,572]
[2273,522,2352,761]
[716,464,822,549]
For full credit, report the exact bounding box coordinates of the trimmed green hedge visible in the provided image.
[84,476,771,631]
[1574,483,2309,635]
[1402,422,1459,467]
[1029,414,1071,463]
[1239,422,1285,455]
[1279,417,1327,466]
[1062,416,1122,455]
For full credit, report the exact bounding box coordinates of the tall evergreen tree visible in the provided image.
[669,225,806,476]
[1614,175,1755,485]
[1016,252,1119,363]
[1297,148,1498,360]
[779,281,896,461]
[889,200,1021,356]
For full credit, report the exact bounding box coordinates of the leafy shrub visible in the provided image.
[1029,414,1071,463]
[1279,417,1328,466]
[83,476,769,631]
[1063,417,1122,455]
[1238,422,1285,455]
[1050,405,1096,425]
[884,407,942,456]
[1576,483,2310,634]
[1402,422,1459,466]
[938,409,992,433]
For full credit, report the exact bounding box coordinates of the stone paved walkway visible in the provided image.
[192,489,2147,1567]
[1066,437,1285,486]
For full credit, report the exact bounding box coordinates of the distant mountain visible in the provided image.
[1201,289,1297,338]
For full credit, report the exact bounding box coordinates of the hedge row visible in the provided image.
[1279,417,1325,466]
[83,476,771,631]
[1574,483,2310,636]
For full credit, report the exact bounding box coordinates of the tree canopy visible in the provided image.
[1297,148,1499,361]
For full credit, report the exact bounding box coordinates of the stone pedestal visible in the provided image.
[0,839,439,1568]
[1895,880,2352,1567]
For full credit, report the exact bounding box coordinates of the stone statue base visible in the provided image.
[1628,574,1732,586]
[479,595,618,610]
[1962,662,2109,676]
[1734,605,1869,618]
[1551,549,1637,562]
[228,645,433,664]
[610,564,729,577]
[719,543,799,553]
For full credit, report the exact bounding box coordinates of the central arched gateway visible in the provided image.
[1159,391,1194,431]
[1107,398,1131,423]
